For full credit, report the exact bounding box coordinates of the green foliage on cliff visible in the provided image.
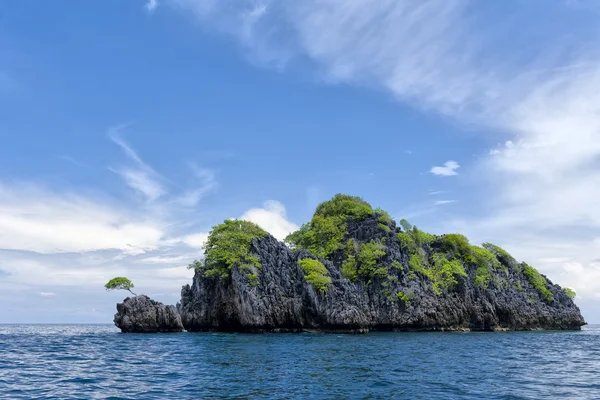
[299,259,332,293]
[396,290,414,306]
[285,194,376,257]
[563,288,576,300]
[105,277,136,296]
[191,219,268,279]
[482,242,520,272]
[357,240,387,280]
[430,253,467,295]
[522,262,554,302]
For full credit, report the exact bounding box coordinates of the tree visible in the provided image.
[399,219,413,233]
[105,277,137,296]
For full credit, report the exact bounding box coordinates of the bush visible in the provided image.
[522,263,554,302]
[315,194,374,220]
[299,259,332,293]
[470,246,502,288]
[375,208,394,227]
[284,194,376,257]
[430,253,467,295]
[563,288,576,300]
[396,291,415,307]
[357,240,387,280]
[193,219,267,279]
[482,242,520,272]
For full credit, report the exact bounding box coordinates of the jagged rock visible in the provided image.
[114,295,184,333]
[179,214,585,333]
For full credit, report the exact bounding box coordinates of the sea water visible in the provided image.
[0,324,598,399]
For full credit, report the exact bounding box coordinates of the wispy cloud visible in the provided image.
[434,200,456,205]
[39,292,55,297]
[57,156,91,169]
[145,0,158,13]
[430,161,460,176]
[108,125,167,202]
[175,163,217,207]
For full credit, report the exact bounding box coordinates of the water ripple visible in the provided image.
[0,325,598,399]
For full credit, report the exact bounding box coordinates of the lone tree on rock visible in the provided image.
[105,277,137,296]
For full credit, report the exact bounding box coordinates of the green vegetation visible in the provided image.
[284,194,376,257]
[396,290,414,307]
[563,288,576,300]
[375,208,394,232]
[298,259,332,293]
[430,254,467,295]
[341,239,388,282]
[357,240,388,280]
[105,277,136,296]
[482,242,520,272]
[182,194,572,308]
[439,234,505,288]
[190,220,267,279]
[522,262,554,302]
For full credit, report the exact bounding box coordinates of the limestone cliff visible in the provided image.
[178,195,585,333]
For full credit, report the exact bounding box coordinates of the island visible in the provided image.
[113,194,586,333]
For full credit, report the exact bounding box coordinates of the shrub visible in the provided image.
[284,194,376,257]
[522,263,554,302]
[430,253,467,295]
[470,246,502,288]
[375,208,394,226]
[299,259,332,293]
[563,288,576,300]
[482,242,520,272]
[194,219,267,279]
[341,254,358,281]
[396,291,415,307]
[397,231,417,254]
[357,240,387,280]
[315,194,374,220]
[440,234,472,258]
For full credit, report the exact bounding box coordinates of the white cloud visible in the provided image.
[177,232,209,249]
[430,161,460,176]
[146,0,158,12]
[240,200,298,240]
[39,292,55,297]
[0,183,164,254]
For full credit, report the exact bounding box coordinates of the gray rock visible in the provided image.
[114,295,184,333]
[179,215,585,333]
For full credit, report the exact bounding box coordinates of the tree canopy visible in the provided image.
[105,277,136,296]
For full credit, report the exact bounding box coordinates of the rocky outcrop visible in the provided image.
[179,215,585,333]
[114,295,184,333]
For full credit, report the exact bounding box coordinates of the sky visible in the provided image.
[1,0,599,324]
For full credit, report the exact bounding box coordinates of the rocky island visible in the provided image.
[115,194,585,333]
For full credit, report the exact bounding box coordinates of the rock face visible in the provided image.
[179,215,585,333]
[114,295,184,333]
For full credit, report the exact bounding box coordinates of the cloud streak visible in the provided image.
[108,126,167,202]
[430,161,460,176]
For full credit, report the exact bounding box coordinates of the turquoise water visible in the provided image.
[0,325,598,399]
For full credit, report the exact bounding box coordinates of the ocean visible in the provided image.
[0,324,598,399]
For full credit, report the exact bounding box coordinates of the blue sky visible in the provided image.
[1,0,599,323]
